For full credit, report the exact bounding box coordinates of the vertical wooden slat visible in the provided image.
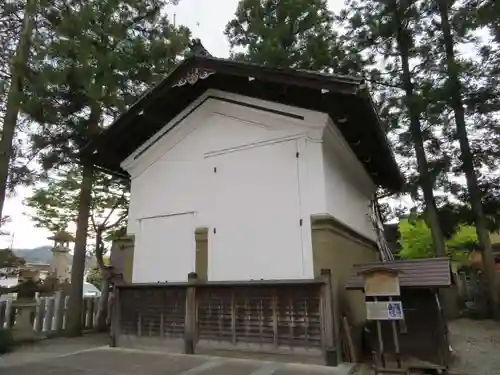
[218,293,223,340]
[258,299,264,345]
[137,313,142,336]
[288,295,294,345]
[304,298,309,343]
[160,311,164,338]
[44,297,55,332]
[184,272,198,354]
[272,291,278,348]
[34,298,46,334]
[231,290,236,345]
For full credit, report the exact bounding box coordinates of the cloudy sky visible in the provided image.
[0,0,350,249]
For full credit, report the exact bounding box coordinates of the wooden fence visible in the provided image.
[0,293,101,335]
[111,271,340,365]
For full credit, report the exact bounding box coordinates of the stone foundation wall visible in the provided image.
[310,214,379,357]
[110,236,135,283]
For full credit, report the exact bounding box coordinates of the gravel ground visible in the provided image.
[449,318,500,375]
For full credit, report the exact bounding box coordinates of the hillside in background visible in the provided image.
[12,246,97,268]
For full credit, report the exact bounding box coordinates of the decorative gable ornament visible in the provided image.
[172,68,216,88]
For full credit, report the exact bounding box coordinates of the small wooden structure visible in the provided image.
[358,267,404,373]
[346,258,452,371]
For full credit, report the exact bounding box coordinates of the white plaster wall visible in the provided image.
[123,91,377,283]
[133,212,196,283]
[322,129,376,240]
[208,140,306,281]
[124,92,323,282]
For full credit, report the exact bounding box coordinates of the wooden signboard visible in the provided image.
[362,269,401,297]
[366,301,404,321]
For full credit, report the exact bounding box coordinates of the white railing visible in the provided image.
[0,293,101,335]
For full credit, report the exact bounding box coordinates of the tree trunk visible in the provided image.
[0,0,37,222]
[96,275,111,331]
[65,160,94,336]
[437,0,499,317]
[393,1,447,258]
[94,225,110,331]
[66,99,102,336]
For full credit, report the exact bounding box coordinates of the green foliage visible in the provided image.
[0,328,15,353]
[398,219,434,259]
[0,0,39,198]
[86,266,102,289]
[225,0,338,71]
[25,0,191,168]
[24,165,129,248]
[399,219,477,262]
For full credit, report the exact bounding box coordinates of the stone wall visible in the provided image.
[310,213,379,356]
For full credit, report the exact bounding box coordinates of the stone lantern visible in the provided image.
[48,230,74,282]
[11,270,40,341]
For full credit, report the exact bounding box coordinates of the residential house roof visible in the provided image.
[82,39,404,191]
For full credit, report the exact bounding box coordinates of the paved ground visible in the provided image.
[448,318,500,375]
[0,335,355,375]
[5,318,498,375]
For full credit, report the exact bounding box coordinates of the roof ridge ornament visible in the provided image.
[172,38,216,87]
[189,38,212,57]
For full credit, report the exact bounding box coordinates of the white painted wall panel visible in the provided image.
[322,143,376,240]
[127,110,309,234]
[123,92,379,283]
[133,213,195,283]
[209,140,306,280]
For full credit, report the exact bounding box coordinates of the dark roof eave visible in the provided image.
[83,56,404,190]
[81,56,366,156]
[358,88,405,191]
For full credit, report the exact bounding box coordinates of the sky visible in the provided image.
[0,0,348,250]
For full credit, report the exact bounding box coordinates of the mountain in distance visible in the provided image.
[12,246,97,268]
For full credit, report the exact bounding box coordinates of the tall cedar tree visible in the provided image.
[26,0,190,336]
[432,0,499,316]
[225,0,339,71]
[0,0,37,222]
[337,0,447,257]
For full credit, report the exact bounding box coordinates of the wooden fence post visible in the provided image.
[184,272,198,354]
[320,268,342,366]
[110,286,121,347]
